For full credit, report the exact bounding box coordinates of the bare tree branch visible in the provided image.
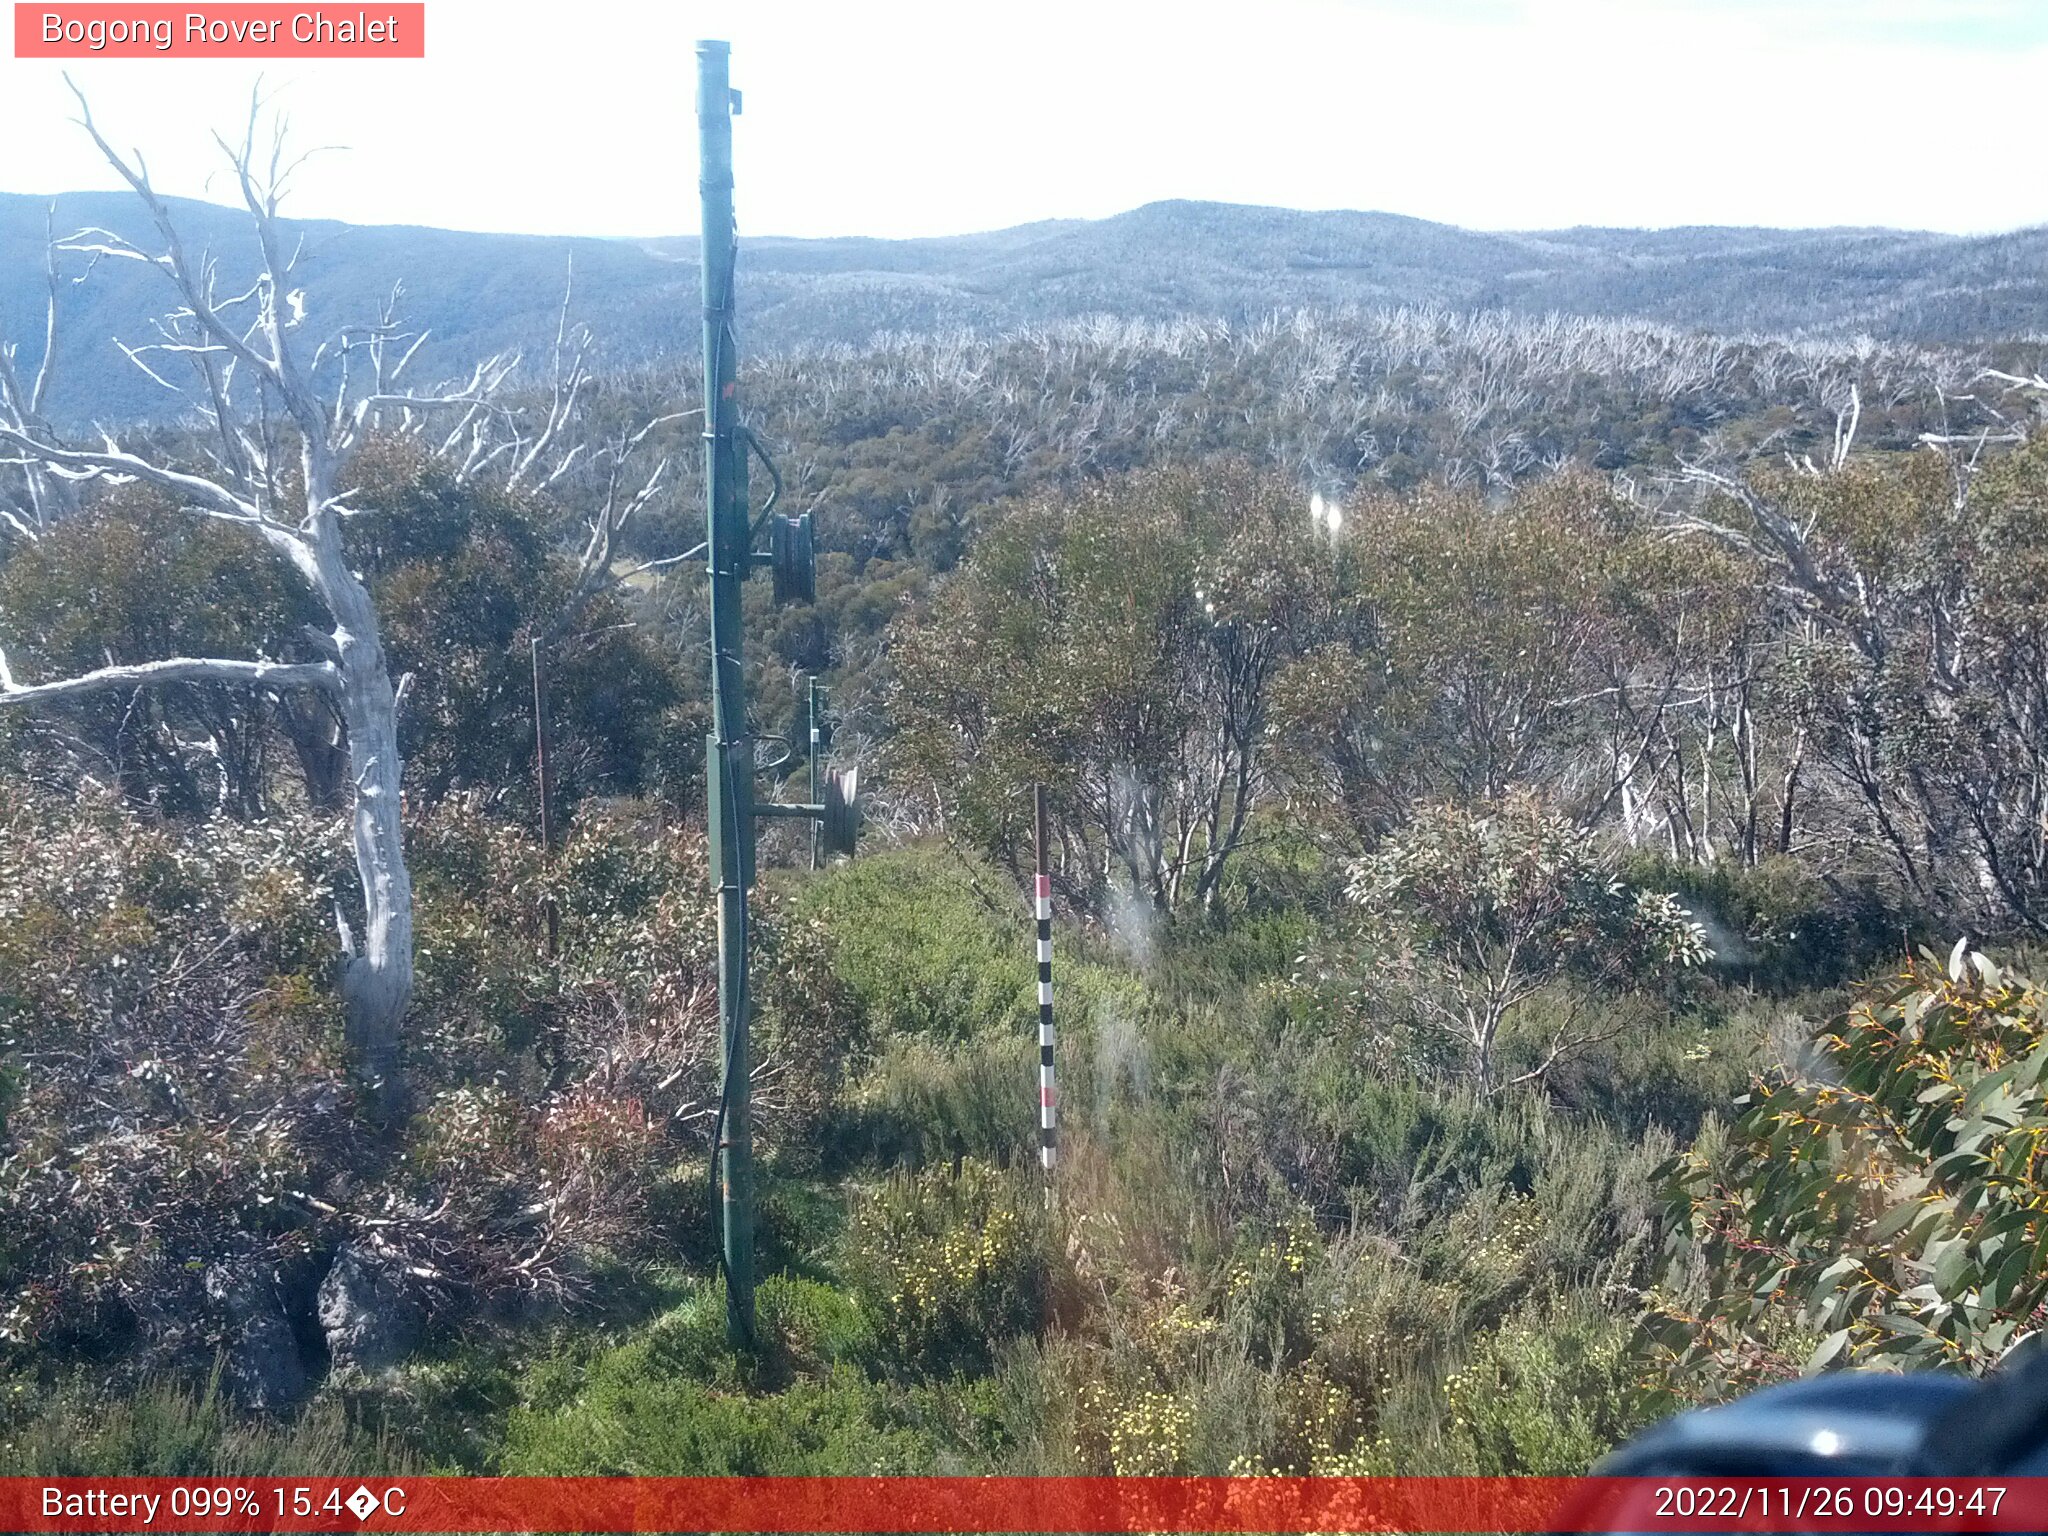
[506,256,591,491]
[0,651,337,707]
[0,423,253,511]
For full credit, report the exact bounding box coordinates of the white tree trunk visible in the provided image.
[2,88,661,1122]
[324,549,413,1112]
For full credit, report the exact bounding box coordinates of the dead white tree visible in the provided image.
[0,88,675,1116]
[0,204,78,541]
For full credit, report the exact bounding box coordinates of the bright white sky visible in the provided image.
[2,0,2044,239]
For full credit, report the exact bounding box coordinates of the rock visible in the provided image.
[317,1240,421,1375]
[202,1257,309,1412]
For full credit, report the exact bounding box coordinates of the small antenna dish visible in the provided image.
[771,513,815,606]
[821,765,861,858]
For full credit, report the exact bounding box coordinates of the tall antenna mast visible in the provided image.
[696,41,856,1348]
[697,37,757,1348]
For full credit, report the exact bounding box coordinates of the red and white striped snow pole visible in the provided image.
[1033,785,1057,1177]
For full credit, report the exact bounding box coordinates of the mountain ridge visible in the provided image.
[5,191,2044,423]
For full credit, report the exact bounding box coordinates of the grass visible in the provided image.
[4,838,1788,1478]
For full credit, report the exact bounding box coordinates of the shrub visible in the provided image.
[1079,1380,1196,1475]
[1538,999,1765,1139]
[1651,945,2048,1393]
[501,1285,978,1476]
[1442,1298,1664,1474]
[0,784,848,1393]
[1218,1205,1326,1367]
[1620,851,1902,993]
[838,1034,1035,1169]
[0,790,357,1373]
[0,1371,399,1476]
[1344,792,1708,1092]
[758,1276,875,1376]
[840,1159,1052,1378]
[504,1363,950,1475]
[795,846,1032,1043]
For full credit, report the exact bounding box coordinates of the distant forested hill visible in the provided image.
[4,190,2046,424]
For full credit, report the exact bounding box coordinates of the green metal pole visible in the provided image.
[698,37,754,1349]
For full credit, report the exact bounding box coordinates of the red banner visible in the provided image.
[5,1476,2047,1533]
[13,5,424,58]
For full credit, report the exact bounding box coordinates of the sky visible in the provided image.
[2,0,2045,240]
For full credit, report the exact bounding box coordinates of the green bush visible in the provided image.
[504,1361,949,1474]
[1306,1066,1543,1228]
[1621,852,1903,993]
[838,1034,1034,1168]
[0,1371,399,1476]
[758,1276,875,1376]
[796,847,1032,1042]
[500,1277,995,1476]
[840,1159,1052,1378]
[1344,793,1708,1092]
[1537,999,1766,1139]
[1653,947,2048,1391]
[1442,1299,1667,1474]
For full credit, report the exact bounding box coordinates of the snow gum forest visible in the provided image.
[7,107,2048,1478]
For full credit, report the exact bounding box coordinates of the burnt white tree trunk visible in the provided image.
[1,408,420,1111]
[317,525,413,1104]
[0,91,679,1118]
